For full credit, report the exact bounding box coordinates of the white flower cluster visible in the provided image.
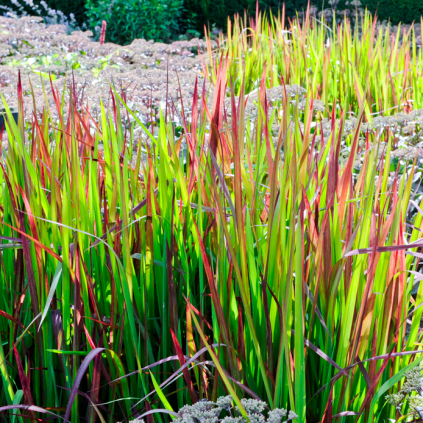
[386,393,404,406]
[386,364,423,417]
[401,366,423,394]
[148,396,298,423]
[241,413,265,423]
[175,400,223,423]
[235,399,267,415]
[221,418,245,423]
[216,396,234,410]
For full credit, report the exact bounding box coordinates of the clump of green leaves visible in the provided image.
[386,365,423,419]
[85,0,184,44]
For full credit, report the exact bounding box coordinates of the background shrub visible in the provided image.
[84,0,184,44]
[183,0,309,33]
[336,0,423,25]
[36,0,86,24]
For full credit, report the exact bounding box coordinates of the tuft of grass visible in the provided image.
[206,8,423,120]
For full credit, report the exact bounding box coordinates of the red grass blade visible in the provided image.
[13,343,35,420]
[170,328,198,403]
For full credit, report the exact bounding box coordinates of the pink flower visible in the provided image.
[99,20,107,45]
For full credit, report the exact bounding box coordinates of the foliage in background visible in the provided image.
[183,0,308,33]
[0,0,186,43]
[84,0,184,44]
[331,0,423,26]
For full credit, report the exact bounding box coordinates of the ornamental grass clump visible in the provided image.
[206,6,423,119]
[3,7,423,423]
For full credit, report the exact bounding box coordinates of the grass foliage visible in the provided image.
[1,8,423,423]
[207,8,423,117]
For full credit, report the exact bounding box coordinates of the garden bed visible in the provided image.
[2,10,423,423]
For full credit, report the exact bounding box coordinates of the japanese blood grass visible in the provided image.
[205,7,423,119]
[1,66,423,423]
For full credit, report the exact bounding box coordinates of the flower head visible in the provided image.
[268,409,288,423]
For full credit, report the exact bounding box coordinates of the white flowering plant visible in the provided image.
[128,397,297,423]
[386,364,423,420]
